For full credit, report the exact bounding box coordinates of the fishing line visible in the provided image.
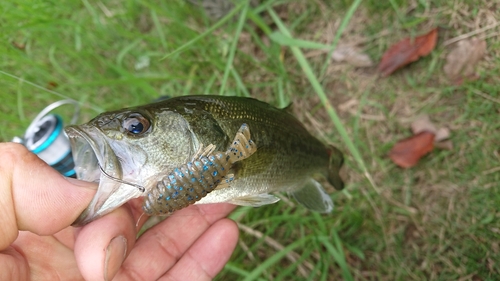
[98,164,146,192]
[0,70,103,112]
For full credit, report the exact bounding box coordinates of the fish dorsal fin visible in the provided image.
[282,102,294,113]
[228,193,280,207]
[289,179,333,213]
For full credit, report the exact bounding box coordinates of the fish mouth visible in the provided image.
[65,125,111,184]
[65,125,137,226]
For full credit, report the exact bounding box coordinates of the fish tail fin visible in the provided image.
[289,178,333,213]
[326,145,345,190]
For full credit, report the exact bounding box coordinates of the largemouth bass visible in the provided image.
[65,95,344,225]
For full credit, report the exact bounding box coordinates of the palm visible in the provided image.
[6,201,237,280]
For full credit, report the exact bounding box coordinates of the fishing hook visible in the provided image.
[98,164,146,192]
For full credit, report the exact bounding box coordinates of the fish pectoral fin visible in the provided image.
[282,102,294,113]
[288,179,333,213]
[228,193,280,207]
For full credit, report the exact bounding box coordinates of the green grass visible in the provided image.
[1,0,499,280]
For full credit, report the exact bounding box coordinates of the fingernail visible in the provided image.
[104,236,127,281]
[66,177,98,190]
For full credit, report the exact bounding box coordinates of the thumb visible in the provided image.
[0,143,96,250]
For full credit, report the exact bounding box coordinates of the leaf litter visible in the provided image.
[389,115,452,168]
[389,132,435,168]
[331,45,373,67]
[378,28,438,77]
[443,38,487,85]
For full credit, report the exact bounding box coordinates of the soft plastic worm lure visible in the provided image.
[142,123,257,216]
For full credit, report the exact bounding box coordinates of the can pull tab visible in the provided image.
[13,100,80,177]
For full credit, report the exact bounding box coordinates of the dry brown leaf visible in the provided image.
[435,127,451,142]
[331,45,373,67]
[443,38,486,84]
[411,115,437,135]
[389,132,435,168]
[378,28,438,77]
[391,115,452,168]
[411,115,451,143]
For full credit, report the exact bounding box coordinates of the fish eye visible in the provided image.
[123,114,150,135]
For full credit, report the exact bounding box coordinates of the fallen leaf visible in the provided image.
[434,140,453,150]
[411,115,451,142]
[389,131,435,168]
[443,38,486,84]
[378,28,438,77]
[331,45,373,67]
[434,127,451,142]
[411,115,437,135]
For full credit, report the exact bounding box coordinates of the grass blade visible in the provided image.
[269,31,332,49]
[16,77,26,121]
[231,68,251,97]
[318,0,363,80]
[242,236,309,281]
[0,70,103,112]
[224,263,267,281]
[219,1,249,96]
[267,7,379,193]
[151,9,167,51]
[160,1,246,60]
[318,235,354,281]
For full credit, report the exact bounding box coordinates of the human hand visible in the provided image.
[0,143,239,280]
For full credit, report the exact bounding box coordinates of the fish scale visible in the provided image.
[142,123,257,216]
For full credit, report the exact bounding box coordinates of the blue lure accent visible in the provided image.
[168,174,176,184]
[142,123,257,216]
[174,168,185,178]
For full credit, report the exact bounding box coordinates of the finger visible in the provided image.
[160,219,239,280]
[53,226,78,250]
[74,205,137,281]
[8,231,82,280]
[0,143,96,249]
[115,203,236,280]
[0,246,29,280]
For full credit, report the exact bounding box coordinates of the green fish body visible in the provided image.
[65,95,344,225]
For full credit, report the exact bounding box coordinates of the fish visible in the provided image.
[65,95,344,225]
[143,123,257,216]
